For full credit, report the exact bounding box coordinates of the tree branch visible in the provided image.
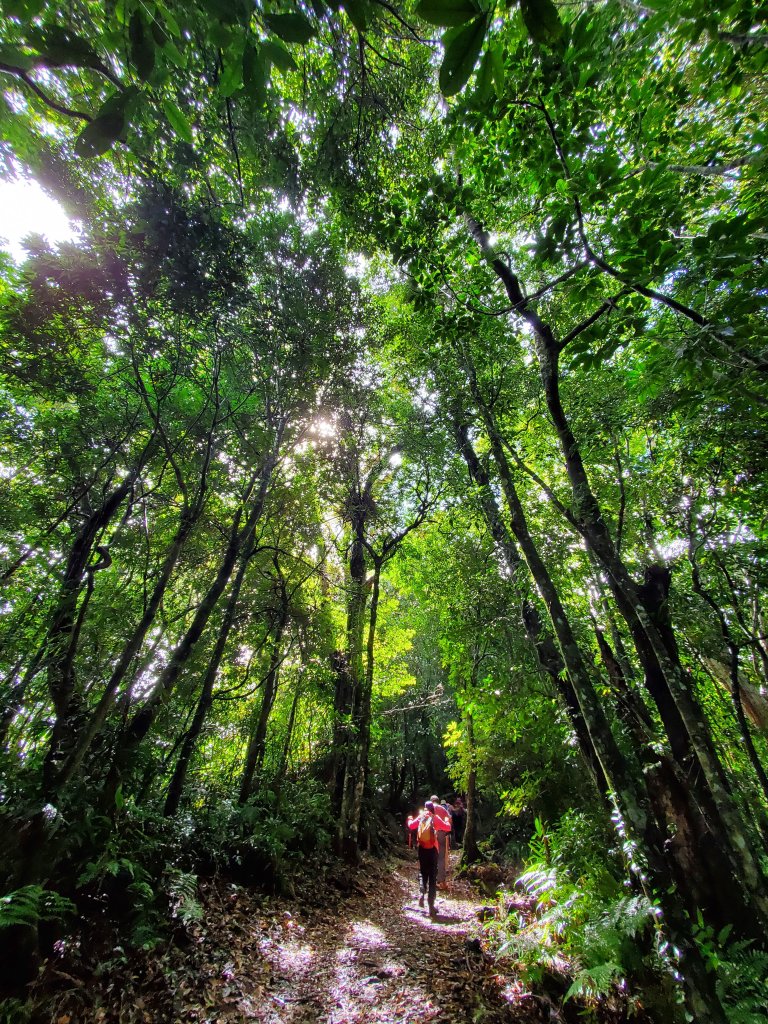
[0,64,91,121]
[536,96,711,328]
[559,288,630,351]
[501,438,580,533]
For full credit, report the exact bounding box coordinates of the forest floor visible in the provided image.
[30,848,551,1024]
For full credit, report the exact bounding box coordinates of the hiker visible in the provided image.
[452,796,466,845]
[431,793,452,889]
[407,800,451,915]
[441,797,454,839]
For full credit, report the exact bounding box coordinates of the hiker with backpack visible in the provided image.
[407,799,451,916]
[431,794,453,889]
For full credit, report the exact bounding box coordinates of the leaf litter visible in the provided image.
[26,850,626,1023]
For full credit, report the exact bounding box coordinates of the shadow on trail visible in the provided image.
[428,913,463,925]
[404,907,465,926]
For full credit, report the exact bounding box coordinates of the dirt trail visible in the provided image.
[33,852,535,1023]
[254,852,527,1023]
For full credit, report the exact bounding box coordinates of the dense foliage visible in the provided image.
[1,0,767,1019]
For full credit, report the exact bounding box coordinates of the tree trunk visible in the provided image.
[703,658,768,733]
[238,582,290,804]
[460,712,480,865]
[330,650,354,816]
[53,488,209,793]
[689,557,768,807]
[335,463,372,859]
[452,347,732,1016]
[164,531,255,817]
[454,413,609,795]
[42,471,140,795]
[341,559,382,855]
[466,215,768,934]
[106,451,278,797]
[274,675,302,810]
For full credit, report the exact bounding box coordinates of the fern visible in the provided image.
[518,866,559,901]
[565,961,623,1001]
[716,941,768,1024]
[573,892,657,974]
[601,893,658,936]
[166,870,203,926]
[0,999,30,1024]
[489,814,670,1013]
[0,885,75,930]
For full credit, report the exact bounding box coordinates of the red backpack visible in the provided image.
[417,813,437,848]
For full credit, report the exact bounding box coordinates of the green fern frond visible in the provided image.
[518,866,558,899]
[0,885,75,930]
[166,871,203,925]
[565,961,623,1001]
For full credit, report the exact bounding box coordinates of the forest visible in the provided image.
[0,0,767,1020]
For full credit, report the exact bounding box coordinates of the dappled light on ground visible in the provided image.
[253,853,528,1023]
[33,854,544,1023]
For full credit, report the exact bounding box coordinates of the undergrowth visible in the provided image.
[484,812,674,1019]
[0,776,335,1010]
[484,811,768,1023]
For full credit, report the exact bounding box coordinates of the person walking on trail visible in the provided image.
[431,794,452,889]
[407,800,450,916]
[452,796,466,845]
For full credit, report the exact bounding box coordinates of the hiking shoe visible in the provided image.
[429,904,437,917]
[418,894,424,907]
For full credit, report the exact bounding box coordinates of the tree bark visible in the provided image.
[53,413,220,792]
[274,675,303,810]
[453,414,609,795]
[42,468,143,795]
[238,565,290,803]
[460,711,480,866]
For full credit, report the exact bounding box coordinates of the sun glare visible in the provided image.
[0,177,81,262]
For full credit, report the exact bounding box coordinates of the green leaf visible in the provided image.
[520,0,564,47]
[439,14,488,97]
[415,0,480,28]
[264,13,317,43]
[129,12,155,81]
[26,25,103,69]
[261,39,297,73]
[489,41,504,93]
[74,113,125,158]
[162,98,193,143]
[2,0,45,17]
[162,39,187,69]
[243,44,268,104]
[73,86,137,158]
[210,22,234,48]
[219,52,244,96]
[0,45,35,72]
[344,0,369,33]
[472,48,494,105]
[157,4,182,37]
[200,0,247,25]
[98,85,139,118]
[151,17,168,46]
